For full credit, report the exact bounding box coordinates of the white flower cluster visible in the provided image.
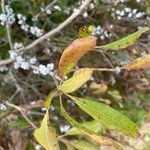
[116,0,128,3]
[13,54,30,70]
[0,103,7,111]
[0,5,15,25]
[33,64,54,76]
[59,124,70,133]
[9,44,54,76]
[0,5,43,37]
[83,12,88,18]
[35,144,42,150]
[40,6,52,15]
[0,66,8,72]
[136,0,142,2]
[81,2,95,18]
[112,7,145,20]
[17,14,43,37]
[54,5,61,11]
[9,43,36,70]
[13,42,23,50]
[115,67,121,74]
[92,25,113,40]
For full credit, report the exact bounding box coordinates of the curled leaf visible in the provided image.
[59,68,93,93]
[123,54,150,70]
[58,36,97,77]
[99,27,149,51]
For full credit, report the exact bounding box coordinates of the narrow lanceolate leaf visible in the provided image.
[44,90,58,109]
[66,120,102,136]
[34,110,60,150]
[69,96,138,138]
[63,139,99,150]
[58,36,97,77]
[100,27,149,51]
[59,68,93,93]
[122,54,150,70]
[60,101,119,148]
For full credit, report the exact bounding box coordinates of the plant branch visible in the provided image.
[34,0,57,20]
[3,101,37,129]
[72,67,117,72]
[1,0,13,50]
[0,0,92,66]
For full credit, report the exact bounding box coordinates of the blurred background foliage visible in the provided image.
[0,0,150,149]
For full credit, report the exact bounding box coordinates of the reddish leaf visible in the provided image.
[58,36,97,77]
[123,54,150,70]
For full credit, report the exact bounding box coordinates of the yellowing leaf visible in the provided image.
[89,82,108,94]
[69,96,138,138]
[44,90,58,109]
[78,25,95,38]
[34,110,60,150]
[99,27,149,51]
[122,54,150,70]
[63,139,99,150]
[58,36,97,77]
[66,120,102,136]
[59,68,93,93]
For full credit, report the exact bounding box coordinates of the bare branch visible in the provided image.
[3,101,37,129]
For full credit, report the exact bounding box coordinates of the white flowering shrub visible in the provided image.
[0,0,150,149]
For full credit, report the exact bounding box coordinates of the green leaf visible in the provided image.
[59,68,93,93]
[63,139,99,150]
[69,96,138,138]
[100,27,149,51]
[33,0,43,7]
[34,110,60,150]
[66,120,102,136]
[44,90,58,109]
[10,119,29,129]
[60,100,120,148]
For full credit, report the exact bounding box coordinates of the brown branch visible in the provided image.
[3,101,37,129]
[0,0,92,66]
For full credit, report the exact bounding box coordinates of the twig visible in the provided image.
[94,50,115,68]
[9,71,22,92]
[8,90,19,101]
[72,67,116,72]
[1,0,13,50]
[3,101,37,129]
[18,0,91,52]
[90,68,116,72]
[0,0,92,66]
[34,0,57,20]
[0,58,12,66]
